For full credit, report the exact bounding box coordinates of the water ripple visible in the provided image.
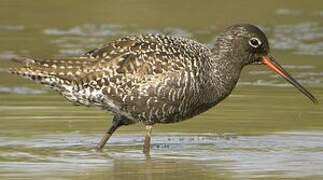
[275,8,303,16]
[1,132,323,179]
[0,25,25,32]
[270,22,323,55]
[43,24,125,37]
[0,86,47,95]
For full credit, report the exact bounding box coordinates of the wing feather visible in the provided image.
[74,34,210,121]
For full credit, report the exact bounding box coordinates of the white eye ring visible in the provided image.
[249,37,262,48]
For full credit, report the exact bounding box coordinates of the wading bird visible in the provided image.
[11,24,318,153]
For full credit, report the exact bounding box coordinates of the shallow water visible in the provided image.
[1,133,323,179]
[1,0,323,179]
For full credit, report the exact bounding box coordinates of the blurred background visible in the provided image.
[0,0,323,179]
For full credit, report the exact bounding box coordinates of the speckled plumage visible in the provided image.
[11,32,245,125]
[13,24,315,152]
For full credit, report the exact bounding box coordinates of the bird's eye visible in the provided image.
[248,37,262,48]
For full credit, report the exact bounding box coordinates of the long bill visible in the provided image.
[262,56,318,104]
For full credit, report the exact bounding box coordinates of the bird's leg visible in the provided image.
[96,116,122,151]
[143,125,153,154]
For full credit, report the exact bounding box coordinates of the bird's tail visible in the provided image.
[10,56,101,89]
[10,56,87,89]
[11,57,56,86]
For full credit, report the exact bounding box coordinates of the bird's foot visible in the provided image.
[95,145,104,152]
[143,125,153,154]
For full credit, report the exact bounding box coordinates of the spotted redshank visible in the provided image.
[10,24,318,153]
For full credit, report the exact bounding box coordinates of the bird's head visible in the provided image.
[217,24,318,103]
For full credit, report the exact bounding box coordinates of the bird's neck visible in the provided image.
[202,43,245,104]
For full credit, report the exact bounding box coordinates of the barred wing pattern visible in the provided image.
[72,34,211,124]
